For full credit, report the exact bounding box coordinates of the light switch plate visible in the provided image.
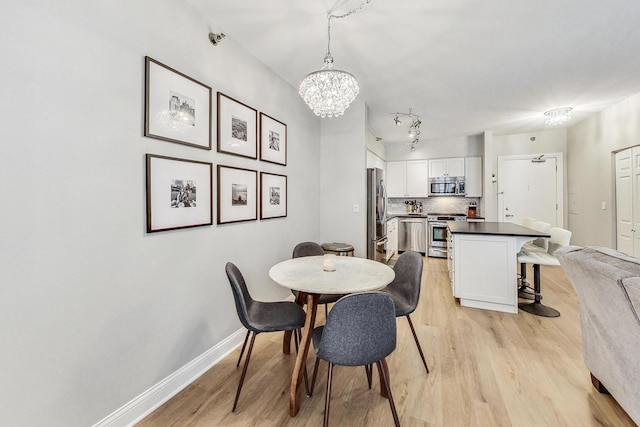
[353,204,359,213]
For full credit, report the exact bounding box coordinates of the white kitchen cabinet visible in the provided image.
[386,161,407,197]
[386,217,398,262]
[429,157,465,178]
[386,160,429,197]
[464,157,483,197]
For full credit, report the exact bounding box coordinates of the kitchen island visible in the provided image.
[447,221,549,314]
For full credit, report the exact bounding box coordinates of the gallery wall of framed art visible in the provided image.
[143,56,289,232]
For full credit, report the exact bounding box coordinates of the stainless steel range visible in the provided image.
[427,213,467,258]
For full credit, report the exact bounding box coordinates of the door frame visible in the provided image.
[497,152,564,226]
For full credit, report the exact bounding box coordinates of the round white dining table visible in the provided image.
[268,255,395,417]
[269,255,395,294]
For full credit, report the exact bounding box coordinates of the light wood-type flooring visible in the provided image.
[138,256,636,426]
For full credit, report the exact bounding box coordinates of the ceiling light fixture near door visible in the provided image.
[298,0,373,118]
[544,107,572,126]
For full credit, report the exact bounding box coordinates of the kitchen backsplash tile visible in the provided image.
[388,197,480,215]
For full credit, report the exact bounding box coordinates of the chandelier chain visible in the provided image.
[326,0,373,56]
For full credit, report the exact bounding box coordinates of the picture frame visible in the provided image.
[260,172,287,220]
[259,113,287,165]
[146,154,213,233]
[144,56,212,150]
[217,165,258,224]
[217,92,258,159]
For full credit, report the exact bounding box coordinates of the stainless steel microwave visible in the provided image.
[429,176,465,196]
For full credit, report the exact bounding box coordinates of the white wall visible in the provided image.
[0,1,321,426]
[320,101,368,256]
[567,92,640,247]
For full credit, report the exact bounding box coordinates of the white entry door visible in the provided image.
[497,154,563,226]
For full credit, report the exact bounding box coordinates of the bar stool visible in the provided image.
[321,242,354,256]
[517,227,572,317]
[518,220,551,300]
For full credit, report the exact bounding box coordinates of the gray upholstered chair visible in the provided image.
[382,250,429,373]
[225,262,306,412]
[292,242,342,316]
[308,292,400,427]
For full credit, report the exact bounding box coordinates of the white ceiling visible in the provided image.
[187,0,640,145]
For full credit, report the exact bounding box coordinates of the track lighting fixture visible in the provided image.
[209,32,226,46]
[391,109,423,150]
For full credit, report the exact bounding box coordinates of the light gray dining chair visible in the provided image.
[292,242,342,316]
[382,250,429,373]
[225,262,306,412]
[308,292,400,427]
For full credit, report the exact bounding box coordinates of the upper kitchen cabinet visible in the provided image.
[386,160,429,197]
[465,156,483,198]
[428,157,465,178]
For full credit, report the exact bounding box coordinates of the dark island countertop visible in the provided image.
[448,221,550,237]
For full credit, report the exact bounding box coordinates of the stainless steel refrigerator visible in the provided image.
[366,168,388,263]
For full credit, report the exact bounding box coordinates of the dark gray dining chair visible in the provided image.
[382,250,429,373]
[308,292,400,427]
[225,262,306,412]
[291,242,342,316]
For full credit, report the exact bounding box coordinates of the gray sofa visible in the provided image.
[557,246,640,424]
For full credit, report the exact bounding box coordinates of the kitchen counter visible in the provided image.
[448,221,547,237]
[447,221,547,314]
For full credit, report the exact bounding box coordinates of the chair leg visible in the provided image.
[365,364,373,389]
[377,358,401,427]
[309,357,321,397]
[232,331,257,412]
[324,362,334,427]
[406,315,429,373]
[236,330,250,367]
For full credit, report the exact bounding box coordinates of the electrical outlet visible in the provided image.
[353,204,359,213]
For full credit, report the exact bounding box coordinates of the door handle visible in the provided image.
[505,214,514,218]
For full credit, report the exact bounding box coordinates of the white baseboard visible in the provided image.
[92,328,246,427]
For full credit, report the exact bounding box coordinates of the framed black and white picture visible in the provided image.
[259,113,287,165]
[217,92,258,159]
[217,165,258,224]
[260,172,287,220]
[146,154,213,232]
[144,56,212,150]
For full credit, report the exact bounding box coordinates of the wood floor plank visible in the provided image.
[137,256,636,426]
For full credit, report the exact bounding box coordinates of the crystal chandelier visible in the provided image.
[544,107,572,126]
[299,2,372,118]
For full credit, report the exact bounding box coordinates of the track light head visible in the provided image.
[209,32,226,46]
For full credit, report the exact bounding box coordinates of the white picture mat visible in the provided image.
[218,94,257,158]
[148,156,212,230]
[260,114,287,165]
[261,173,287,219]
[147,60,210,148]
[218,166,257,223]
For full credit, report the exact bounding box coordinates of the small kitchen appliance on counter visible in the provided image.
[467,201,477,217]
[427,213,467,258]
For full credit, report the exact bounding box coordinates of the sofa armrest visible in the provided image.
[621,277,640,326]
